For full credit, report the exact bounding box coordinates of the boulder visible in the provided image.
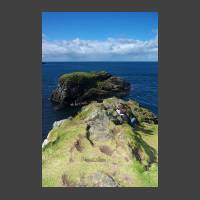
[81,172,119,187]
[86,109,113,144]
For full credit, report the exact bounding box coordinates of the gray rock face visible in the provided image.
[86,109,113,144]
[82,172,119,187]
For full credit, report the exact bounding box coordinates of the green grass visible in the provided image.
[42,99,158,187]
[42,120,87,186]
[131,160,158,187]
[59,71,97,81]
[59,71,98,88]
[75,103,97,120]
[58,71,112,92]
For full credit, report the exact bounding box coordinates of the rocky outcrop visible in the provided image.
[42,97,158,187]
[50,71,130,107]
[80,172,119,187]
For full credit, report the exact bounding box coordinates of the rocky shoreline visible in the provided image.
[50,71,130,107]
[42,71,158,187]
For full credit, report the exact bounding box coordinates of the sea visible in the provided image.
[42,62,158,139]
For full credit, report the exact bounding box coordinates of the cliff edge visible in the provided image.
[50,71,130,107]
[42,97,158,187]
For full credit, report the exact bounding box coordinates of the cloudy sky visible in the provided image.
[42,12,158,62]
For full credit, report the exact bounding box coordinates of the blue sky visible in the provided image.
[42,12,158,61]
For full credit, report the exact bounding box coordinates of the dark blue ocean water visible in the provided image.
[42,62,158,139]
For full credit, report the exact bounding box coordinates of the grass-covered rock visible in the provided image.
[50,71,130,107]
[42,97,158,187]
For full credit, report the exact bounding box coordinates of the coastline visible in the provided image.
[42,62,158,137]
[42,97,158,187]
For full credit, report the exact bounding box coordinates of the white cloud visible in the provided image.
[42,35,158,61]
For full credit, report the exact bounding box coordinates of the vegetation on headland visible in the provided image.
[42,97,158,187]
[51,71,130,107]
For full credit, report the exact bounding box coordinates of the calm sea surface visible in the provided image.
[42,62,158,139]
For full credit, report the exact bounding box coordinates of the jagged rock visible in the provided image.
[50,71,130,107]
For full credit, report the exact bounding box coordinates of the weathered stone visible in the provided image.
[86,109,113,143]
[82,172,119,187]
[52,119,66,129]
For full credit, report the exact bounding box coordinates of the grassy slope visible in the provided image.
[42,116,158,187]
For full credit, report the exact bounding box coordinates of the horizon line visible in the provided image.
[42,61,158,63]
